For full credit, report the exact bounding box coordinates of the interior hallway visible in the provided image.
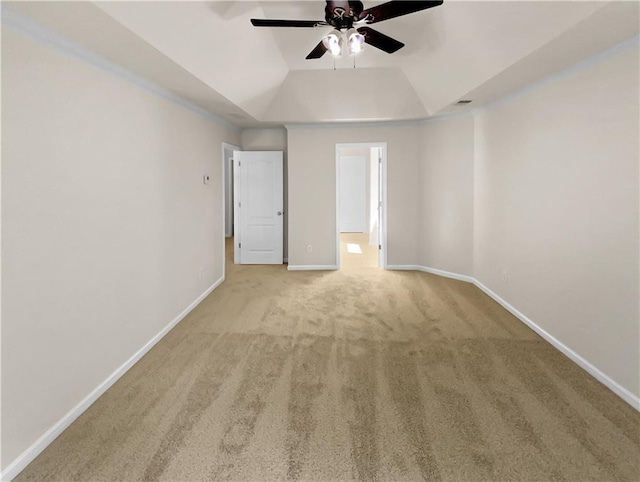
[16,239,640,481]
[340,233,378,270]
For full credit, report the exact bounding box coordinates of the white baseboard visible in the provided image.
[388,264,639,411]
[3,264,638,481]
[387,264,475,283]
[0,276,225,482]
[287,265,338,271]
[473,280,640,411]
[386,264,422,271]
[420,266,475,283]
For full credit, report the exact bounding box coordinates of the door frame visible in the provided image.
[233,150,284,265]
[335,142,388,270]
[221,142,240,273]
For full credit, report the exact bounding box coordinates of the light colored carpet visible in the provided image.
[17,238,640,481]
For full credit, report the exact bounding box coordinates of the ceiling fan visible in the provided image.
[250,1,443,59]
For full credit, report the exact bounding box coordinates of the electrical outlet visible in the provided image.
[307,245,313,253]
[198,267,204,278]
[203,175,210,185]
[502,269,508,283]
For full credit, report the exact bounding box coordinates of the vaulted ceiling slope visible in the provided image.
[4,1,262,127]
[7,1,639,126]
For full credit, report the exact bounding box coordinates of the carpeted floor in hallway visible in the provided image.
[16,238,640,481]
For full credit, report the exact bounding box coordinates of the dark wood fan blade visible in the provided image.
[251,19,327,27]
[357,26,404,53]
[358,1,443,24]
[306,41,328,59]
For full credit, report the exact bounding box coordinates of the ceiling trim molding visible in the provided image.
[6,3,635,133]
[418,110,474,124]
[475,33,640,115]
[1,6,240,131]
[241,127,287,132]
[284,34,639,130]
[285,119,423,130]
[284,111,479,130]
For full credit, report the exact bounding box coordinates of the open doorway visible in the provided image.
[222,142,240,238]
[335,142,387,270]
[222,142,240,271]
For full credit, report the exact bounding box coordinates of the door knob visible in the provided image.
[277,211,283,216]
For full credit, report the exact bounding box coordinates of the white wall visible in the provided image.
[1,28,239,470]
[369,147,380,247]
[240,128,288,259]
[474,45,639,398]
[287,125,419,267]
[338,146,380,246]
[241,127,287,151]
[338,146,371,235]
[338,155,367,233]
[418,115,475,275]
[2,17,637,481]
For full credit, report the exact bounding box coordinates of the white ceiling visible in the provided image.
[7,1,639,126]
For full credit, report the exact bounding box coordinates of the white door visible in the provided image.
[377,150,384,267]
[339,155,367,233]
[234,151,283,264]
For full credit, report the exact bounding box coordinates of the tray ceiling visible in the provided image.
[6,1,639,126]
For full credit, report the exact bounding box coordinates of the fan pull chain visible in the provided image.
[333,57,336,71]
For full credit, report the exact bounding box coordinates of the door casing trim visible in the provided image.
[335,142,388,270]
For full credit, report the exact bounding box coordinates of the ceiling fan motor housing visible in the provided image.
[250,1,444,59]
[325,1,364,30]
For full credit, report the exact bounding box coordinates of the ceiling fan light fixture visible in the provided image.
[252,1,444,60]
[346,28,364,55]
[322,29,343,57]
